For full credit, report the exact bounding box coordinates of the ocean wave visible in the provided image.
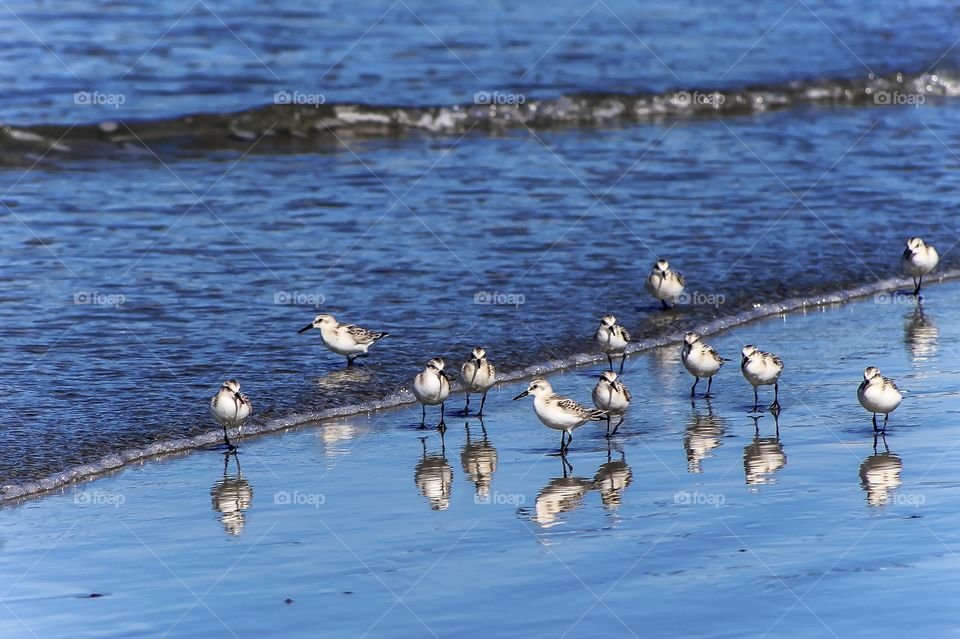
[3,70,959,161]
[3,271,956,504]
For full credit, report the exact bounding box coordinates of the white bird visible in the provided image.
[901,237,938,296]
[460,346,496,416]
[514,378,606,453]
[210,379,252,451]
[298,313,389,366]
[857,366,902,431]
[681,332,727,398]
[591,370,631,437]
[645,259,685,309]
[741,345,784,412]
[412,358,451,428]
[595,315,630,374]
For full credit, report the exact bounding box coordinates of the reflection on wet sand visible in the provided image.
[461,422,497,500]
[210,453,253,536]
[904,304,938,362]
[313,366,374,393]
[859,433,903,507]
[415,436,453,511]
[593,446,632,509]
[319,420,369,457]
[685,400,726,473]
[524,457,593,528]
[743,413,786,486]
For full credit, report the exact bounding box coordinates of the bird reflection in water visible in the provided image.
[319,419,369,458]
[210,452,253,536]
[414,435,453,511]
[684,399,726,474]
[461,420,497,501]
[904,303,938,362]
[859,433,903,508]
[523,456,593,528]
[743,411,786,487]
[593,444,632,510]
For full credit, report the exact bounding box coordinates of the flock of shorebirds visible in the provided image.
[210,237,940,453]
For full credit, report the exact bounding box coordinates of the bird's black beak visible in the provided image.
[298,323,315,334]
[513,390,529,400]
[475,358,483,366]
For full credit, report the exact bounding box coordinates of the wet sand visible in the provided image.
[2,281,959,637]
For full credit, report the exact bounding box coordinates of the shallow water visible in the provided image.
[5,0,960,494]
[1,282,958,637]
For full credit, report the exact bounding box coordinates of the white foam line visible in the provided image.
[3,271,957,504]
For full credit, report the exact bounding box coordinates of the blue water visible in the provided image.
[2,0,960,493]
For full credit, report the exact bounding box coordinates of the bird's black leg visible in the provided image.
[872,413,878,431]
[610,415,624,436]
[419,404,427,429]
[916,275,924,297]
[607,354,613,371]
[770,383,780,410]
[883,412,889,432]
[223,422,237,451]
[661,299,669,310]
[559,431,565,452]
[463,394,470,416]
[618,355,626,375]
[690,377,699,398]
[604,414,612,438]
[346,355,355,366]
[439,402,446,427]
[752,387,759,413]
[705,376,713,398]
[478,392,487,417]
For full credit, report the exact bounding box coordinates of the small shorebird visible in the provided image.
[591,370,631,437]
[681,332,727,398]
[901,237,938,296]
[595,315,630,374]
[513,379,606,453]
[298,313,389,366]
[210,379,252,451]
[459,346,496,416]
[412,358,451,429]
[857,366,902,431]
[645,259,685,309]
[741,345,784,412]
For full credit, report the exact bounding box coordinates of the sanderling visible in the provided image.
[681,332,727,398]
[741,345,784,412]
[902,237,939,296]
[298,313,389,366]
[591,370,631,437]
[857,366,902,431]
[595,315,630,374]
[412,357,451,429]
[210,379,252,451]
[645,259,685,309]
[460,346,496,416]
[513,378,606,453]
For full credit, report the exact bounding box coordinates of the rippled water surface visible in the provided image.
[3,0,960,491]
